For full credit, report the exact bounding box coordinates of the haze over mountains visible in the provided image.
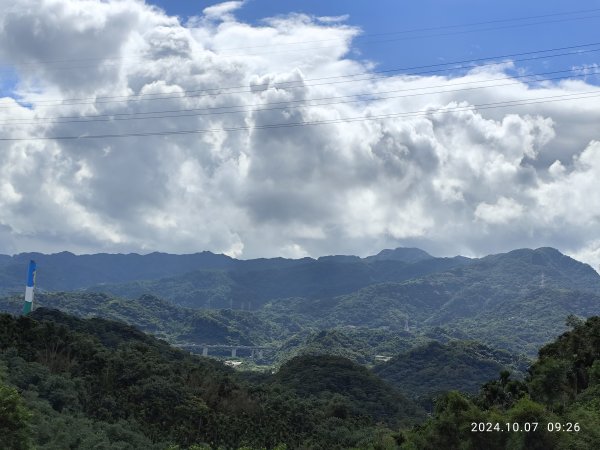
[3,246,597,298]
[1,246,599,389]
[1,247,443,292]
[1,246,598,354]
[2,246,600,448]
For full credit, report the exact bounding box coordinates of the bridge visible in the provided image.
[174,343,276,359]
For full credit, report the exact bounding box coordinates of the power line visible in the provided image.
[3,7,600,68]
[213,7,600,51]
[0,67,585,122]
[3,41,600,109]
[214,13,600,59]
[0,68,591,126]
[2,90,598,142]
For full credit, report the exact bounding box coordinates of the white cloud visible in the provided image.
[316,15,350,24]
[280,243,310,259]
[569,240,600,274]
[474,197,525,225]
[0,0,599,271]
[202,1,245,21]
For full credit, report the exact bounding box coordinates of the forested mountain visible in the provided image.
[260,248,600,356]
[3,247,595,322]
[1,247,598,361]
[276,328,427,366]
[261,285,600,357]
[0,291,533,398]
[0,251,236,294]
[0,309,422,449]
[1,246,599,448]
[373,341,529,406]
[0,248,470,312]
[0,292,282,347]
[2,309,599,449]
[401,316,600,449]
[363,247,434,263]
[268,317,534,404]
[87,255,470,309]
[275,355,423,427]
[440,287,600,355]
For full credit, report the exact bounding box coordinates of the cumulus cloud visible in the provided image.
[0,0,599,271]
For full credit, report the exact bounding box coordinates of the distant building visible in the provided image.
[224,360,243,367]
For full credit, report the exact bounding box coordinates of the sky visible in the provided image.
[1,0,600,270]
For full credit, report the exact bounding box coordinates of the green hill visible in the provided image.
[260,248,600,356]
[0,309,423,449]
[0,248,467,303]
[373,341,529,406]
[440,287,600,355]
[277,328,427,366]
[401,316,600,449]
[275,354,424,427]
[1,306,598,449]
[364,247,433,263]
[0,292,283,347]
[87,255,470,309]
[4,247,597,361]
[0,251,236,294]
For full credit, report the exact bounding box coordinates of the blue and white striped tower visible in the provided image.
[22,260,37,315]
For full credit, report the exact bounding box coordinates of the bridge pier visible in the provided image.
[175,344,273,360]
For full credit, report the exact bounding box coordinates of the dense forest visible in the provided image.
[2,247,599,362]
[373,341,528,408]
[0,309,422,449]
[401,316,600,449]
[1,246,599,448]
[1,309,599,449]
[0,291,536,398]
[0,292,283,348]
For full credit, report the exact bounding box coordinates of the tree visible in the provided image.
[0,382,32,450]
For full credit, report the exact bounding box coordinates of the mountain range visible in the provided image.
[1,245,599,401]
[2,306,598,449]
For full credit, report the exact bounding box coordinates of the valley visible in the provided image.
[1,246,599,448]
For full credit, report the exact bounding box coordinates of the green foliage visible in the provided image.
[401,316,600,450]
[2,247,599,367]
[0,292,285,349]
[259,247,600,358]
[1,247,599,448]
[0,381,32,450]
[0,310,425,449]
[374,340,528,408]
[275,355,424,426]
[276,328,424,366]
[477,370,528,410]
[81,252,469,310]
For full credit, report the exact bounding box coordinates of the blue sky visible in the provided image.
[3,1,600,99]
[150,0,600,78]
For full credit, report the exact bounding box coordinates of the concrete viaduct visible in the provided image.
[174,343,275,359]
